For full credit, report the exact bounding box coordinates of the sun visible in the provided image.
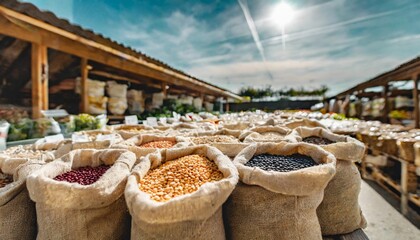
[272,2,295,27]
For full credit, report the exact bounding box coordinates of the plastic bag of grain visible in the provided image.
[108,97,128,115]
[107,81,128,98]
[112,134,191,161]
[204,102,214,112]
[288,127,367,235]
[125,145,238,239]
[0,159,44,240]
[239,126,294,143]
[284,118,327,129]
[127,89,145,114]
[27,149,136,240]
[193,97,203,110]
[152,92,165,108]
[224,142,336,240]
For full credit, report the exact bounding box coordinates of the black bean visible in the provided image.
[302,136,335,145]
[245,154,318,172]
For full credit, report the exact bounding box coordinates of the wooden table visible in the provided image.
[323,229,369,240]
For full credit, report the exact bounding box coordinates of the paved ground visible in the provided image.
[359,181,420,240]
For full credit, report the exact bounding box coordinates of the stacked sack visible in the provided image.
[127,89,145,114]
[107,81,128,115]
[288,127,367,235]
[85,79,108,115]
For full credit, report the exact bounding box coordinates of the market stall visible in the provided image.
[0,0,241,120]
[1,110,374,240]
[329,57,420,128]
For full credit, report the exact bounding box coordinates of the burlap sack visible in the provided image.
[225,142,336,240]
[284,118,327,129]
[189,129,247,158]
[0,160,44,240]
[55,133,124,158]
[414,142,420,167]
[34,138,71,151]
[397,138,419,162]
[125,145,239,240]
[289,127,367,235]
[112,134,191,161]
[0,146,55,167]
[113,124,155,140]
[220,121,250,131]
[239,126,293,143]
[27,149,136,240]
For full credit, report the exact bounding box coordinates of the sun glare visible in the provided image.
[272,2,295,27]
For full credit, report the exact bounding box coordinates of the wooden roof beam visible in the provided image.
[0,7,241,100]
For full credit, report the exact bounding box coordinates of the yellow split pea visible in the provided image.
[139,154,223,202]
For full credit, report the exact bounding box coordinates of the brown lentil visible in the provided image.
[139,154,223,202]
[302,136,335,145]
[140,140,176,149]
[191,135,239,145]
[0,172,13,188]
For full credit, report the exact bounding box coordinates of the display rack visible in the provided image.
[330,57,420,128]
[361,148,419,215]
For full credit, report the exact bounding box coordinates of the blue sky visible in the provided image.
[25,0,420,96]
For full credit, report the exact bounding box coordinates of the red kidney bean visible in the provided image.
[53,165,111,185]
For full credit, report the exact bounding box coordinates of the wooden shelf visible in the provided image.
[323,229,369,240]
[408,193,420,208]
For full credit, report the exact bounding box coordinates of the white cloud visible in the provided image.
[107,0,420,97]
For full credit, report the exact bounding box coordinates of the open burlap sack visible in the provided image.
[125,145,239,240]
[284,118,327,130]
[0,146,55,168]
[0,160,44,240]
[113,124,155,140]
[27,149,136,240]
[188,129,247,158]
[225,142,336,240]
[239,126,294,143]
[112,134,191,161]
[55,132,124,158]
[34,138,71,151]
[289,127,367,235]
[220,121,250,131]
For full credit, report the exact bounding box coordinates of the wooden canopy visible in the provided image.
[330,57,420,127]
[0,0,241,118]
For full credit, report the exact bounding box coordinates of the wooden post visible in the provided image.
[225,97,230,112]
[161,82,167,97]
[80,58,89,113]
[31,43,48,118]
[413,73,419,128]
[382,84,389,123]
